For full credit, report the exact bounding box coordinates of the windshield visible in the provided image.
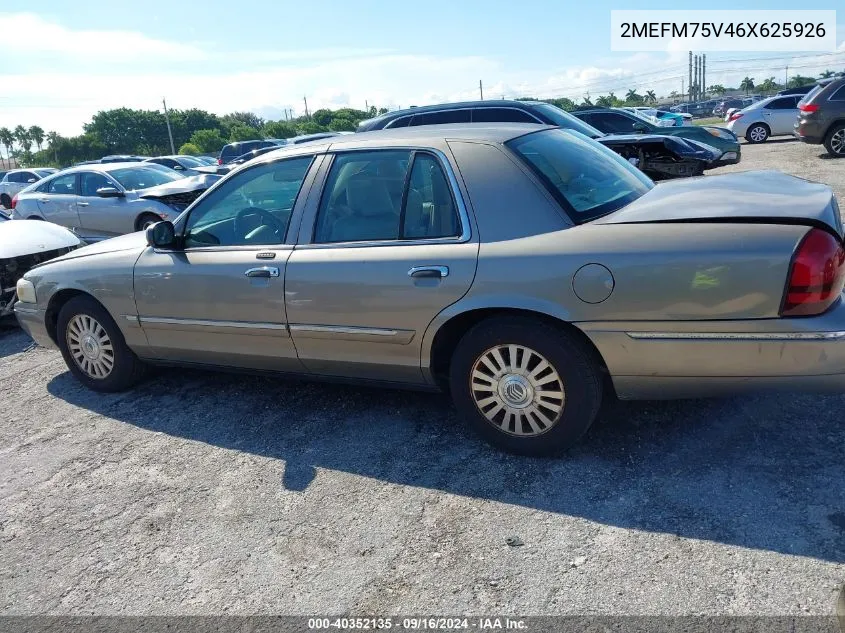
[530,103,605,139]
[34,169,55,178]
[506,128,653,222]
[108,166,185,191]
[177,156,204,168]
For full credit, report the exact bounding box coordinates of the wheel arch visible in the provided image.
[747,120,770,134]
[134,211,163,232]
[423,300,610,391]
[45,288,103,345]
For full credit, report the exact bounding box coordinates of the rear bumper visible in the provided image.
[579,298,845,399]
[13,304,56,349]
[793,120,825,144]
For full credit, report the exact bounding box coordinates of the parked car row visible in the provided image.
[11,124,845,457]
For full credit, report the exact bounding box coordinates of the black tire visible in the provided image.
[27,215,44,220]
[823,123,845,157]
[745,123,769,144]
[56,295,146,392]
[136,213,163,232]
[449,316,603,457]
[0,194,11,209]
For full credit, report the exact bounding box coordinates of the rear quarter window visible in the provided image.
[829,84,845,101]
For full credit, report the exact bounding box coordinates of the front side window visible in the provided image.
[80,172,115,197]
[182,156,313,248]
[313,150,461,243]
[108,166,183,191]
[507,128,653,222]
[47,173,77,195]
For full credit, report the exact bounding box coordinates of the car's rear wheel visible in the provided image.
[746,123,769,143]
[0,194,11,209]
[136,213,163,231]
[449,316,602,456]
[56,295,146,392]
[824,124,845,157]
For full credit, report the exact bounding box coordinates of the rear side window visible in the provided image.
[829,84,845,101]
[765,98,797,110]
[385,116,412,129]
[47,173,77,195]
[313,150,460,243]
[507,129,653,222]
[471,108,539,123]
[410,110,471,126]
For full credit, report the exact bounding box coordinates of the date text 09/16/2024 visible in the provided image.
[307,617,528,630]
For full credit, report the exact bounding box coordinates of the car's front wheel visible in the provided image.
[136,213,163,231]
[746,123,769,143]
[449,316,603,456]
[56,295,146,392]
[824,123,845,157]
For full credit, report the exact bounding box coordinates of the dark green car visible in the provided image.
[573,107,741,167]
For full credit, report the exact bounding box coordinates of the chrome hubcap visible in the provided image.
[470,344,565,437]
[67,314,114,379]
[831,130,845,154]
[750,126,766,142]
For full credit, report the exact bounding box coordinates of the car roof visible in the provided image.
[246,123,555,164]
[359,100,547,125]
[50,162,174,175]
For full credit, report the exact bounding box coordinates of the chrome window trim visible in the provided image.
[626,331,845,341]
[302,146,471,249]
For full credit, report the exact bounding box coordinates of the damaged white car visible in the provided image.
[0,215,82,318]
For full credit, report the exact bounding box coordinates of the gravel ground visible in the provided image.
[1,139,844,617]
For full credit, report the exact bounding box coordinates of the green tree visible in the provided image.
[709,84,726,96]
[625,89,643,104]
[263,120,297,139]
[0,127,12,168]
[295,121,329,135]
[189,129,227,154]
[788,75,815,88]
[178,142,201,155]
[46,131,60,164]
[740,77,755,94]
[819,70,835,79]
[596,95,613,107]
[228,124,262,142]
[328,116,356,132]
[759,76,778,94]
[581,95,593,106]
[644,90,657,104]
[14,125,31,156]
[377,107,388,115]
[28,126,45,152]
[545,97,575,111]
[221,112,264,136]
[311,109,334,127]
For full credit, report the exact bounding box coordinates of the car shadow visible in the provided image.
[0,325,36,357]
[46,367,845,563]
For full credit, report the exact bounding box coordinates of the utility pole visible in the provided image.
[303,96,310,118]
[479,79,484,100]
[688,51,693,102]
[162,97,175,154]
[702,54,706,97]
[784,65,789,87]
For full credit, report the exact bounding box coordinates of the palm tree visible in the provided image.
[13,125,32,157]
[0,128,13,168]
[625,89,643,104]
[645,90,657,104]
[46,131,59,164]
[709,84,727,96]
[28,126,44,152]
[607,91,617,106]
[596,95,612,107]
[819,70,835,79]
[759,76,778,94]
[740,77,755,94]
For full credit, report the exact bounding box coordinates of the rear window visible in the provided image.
[530,103,605,138]
[506,128,653,222]
[799,83,825,106]
[410,110,471,126]
[108,166,184,191]
[829,84,845,101]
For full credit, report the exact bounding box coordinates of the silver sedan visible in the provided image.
[10,162,219,241]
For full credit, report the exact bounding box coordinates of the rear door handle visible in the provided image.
[77,202,89,207]
[408,265,449,279]
[244,266,280,278]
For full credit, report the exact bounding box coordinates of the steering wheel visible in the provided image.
[233,207,284,241]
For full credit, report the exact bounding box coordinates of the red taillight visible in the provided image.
[799,103,819,113]
[10,194,17,210]
[729,113,743,121]
[217,157,223,165]
[781,228,845,317]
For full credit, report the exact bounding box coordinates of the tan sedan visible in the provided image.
[14,124,845,455]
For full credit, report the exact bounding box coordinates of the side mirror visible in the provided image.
[173,165,184,170]
[145,220,176,248]
[96,186,124,198]
[27,178,37,183]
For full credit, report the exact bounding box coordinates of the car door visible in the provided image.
[35,172,80,228]
[761,97,798,135]
[285,147,479,384]
[76,171,128,239]
[132,153,322,370]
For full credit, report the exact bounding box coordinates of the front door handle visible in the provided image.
[244,266,280,278]
[408,265,449,279]
[77,201,89,207]
[38,198,50,203]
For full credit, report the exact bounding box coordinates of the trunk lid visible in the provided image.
[595,170,842,238]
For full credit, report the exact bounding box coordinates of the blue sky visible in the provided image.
[1,0,842,135]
